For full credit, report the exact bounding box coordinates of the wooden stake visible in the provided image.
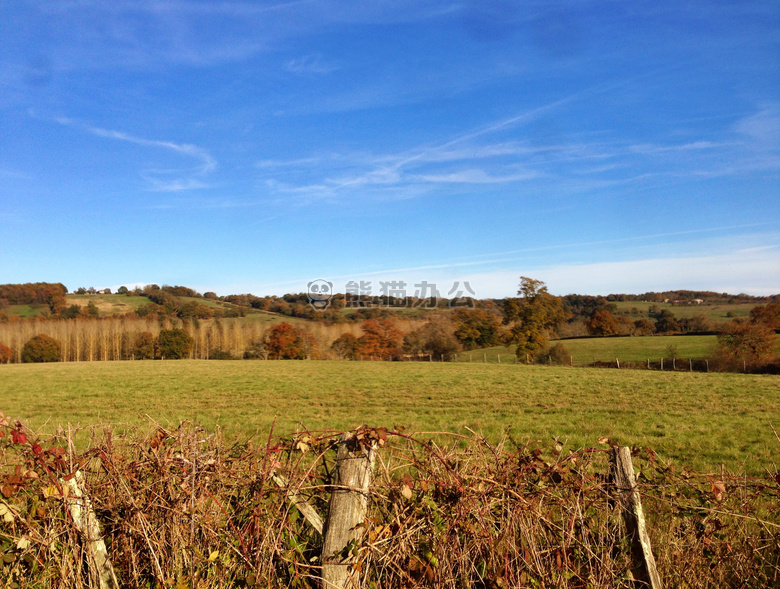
[321,433,377,589]
[63,471,119,589]
[610,447,663,589]
[272,473,324,535]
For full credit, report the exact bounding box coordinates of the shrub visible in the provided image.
[21,334,61,363]
[0,343,12,364]
[538,342,571,365]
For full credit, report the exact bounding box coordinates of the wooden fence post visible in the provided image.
[610,447,663,589]
[321,433,377,589]
[63,471,119,589]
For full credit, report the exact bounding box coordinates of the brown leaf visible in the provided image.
[711,481,726,502]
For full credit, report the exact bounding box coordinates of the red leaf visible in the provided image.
[32,443,42,456]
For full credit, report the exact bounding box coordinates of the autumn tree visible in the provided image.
[679,314,712,333]
[633,318,655,336]
[749,302,780,330]
[22,334,61,363]
[0,343,12,364]
[331,333,359,360]
[266,322,321,359]
[452,308,501,350]
[178,301,213,320]
[586,310,619,336]
[503,277,569,360]
[357,318,403,359]
[158,328,193,359]
[134,331,157,360]
[404,317,461,360]
[716,319,776,366]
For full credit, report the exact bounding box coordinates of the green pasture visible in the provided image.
[4,303,48,318]
[1,360,778,474]
[458,335,721,365]
[610,300,755,322]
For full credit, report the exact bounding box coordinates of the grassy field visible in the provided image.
[1,360,778,474]
[458,335,720,365]
[611,299,756,321]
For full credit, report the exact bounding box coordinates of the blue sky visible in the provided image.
[1,0,778,298]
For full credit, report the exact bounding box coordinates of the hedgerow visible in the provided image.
[0,414,777,587]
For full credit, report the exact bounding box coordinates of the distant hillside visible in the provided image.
[0,282,775,328]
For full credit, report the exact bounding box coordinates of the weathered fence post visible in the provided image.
[63,471,119,589]
[610,447,663,589]
[321,433,377,589]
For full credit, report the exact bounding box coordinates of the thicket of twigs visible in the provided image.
[0,414,778,588]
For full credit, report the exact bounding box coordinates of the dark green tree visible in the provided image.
[22,334,61,363]
[60,304,82,319]
[158,328,193,359]
[654,310,680,334]
[86,301,100,318]
[503,277,569,361]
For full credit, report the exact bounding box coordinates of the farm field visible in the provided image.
[1,359,778,474]
[610,299,756,321]
[459,335,721,365]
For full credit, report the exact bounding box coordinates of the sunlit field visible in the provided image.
[2,359,778,474]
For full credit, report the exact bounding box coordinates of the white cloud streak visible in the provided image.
[257,100,780,204]
[55,117,216,191]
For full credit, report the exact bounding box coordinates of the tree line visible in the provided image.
[0,280,776,371]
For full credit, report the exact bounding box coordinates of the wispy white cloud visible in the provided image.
[285,54,337,74]
[54,117,216,191]
[258,97,780,206]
